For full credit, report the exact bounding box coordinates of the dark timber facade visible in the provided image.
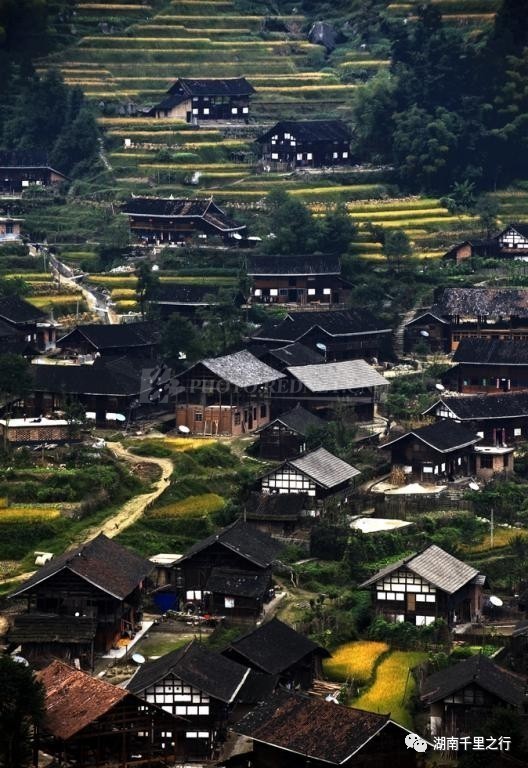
[256,120,350,169]
[148,77,255,122]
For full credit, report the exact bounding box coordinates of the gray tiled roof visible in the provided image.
[287,359,387,392]
[360,544,480,595]
[290,447,360,488]
[201,350,285,388]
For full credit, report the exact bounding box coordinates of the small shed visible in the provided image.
[256,404,325,460]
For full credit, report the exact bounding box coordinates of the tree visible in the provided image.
[0,655,44,768]
[50,107,100,174]
[383,229,412,271]
[441,180,476,214]
[264,189,320,255]
[197,288,245,355]
[473,194,499,239]
[160,314,204,371]
[135,262,160,319]
[352,70,398,162]
[319,204,356,255]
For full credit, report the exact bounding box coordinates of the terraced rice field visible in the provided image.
[353,650,428,728]
[323,641,389,685]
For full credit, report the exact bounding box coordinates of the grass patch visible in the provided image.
[147,493,225,518]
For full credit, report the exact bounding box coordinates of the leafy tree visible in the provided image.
[160,314,204,370]
[441,180,476,214]
[197,288,245,355]
[0,275,30,297]
[264,189,320,255]
[50,107,100,174]
[0,655,45,768]
[383,229,412,271]
[473,194,500,239]
[135,262,160,319]
[319,204,356,255]
[352,70,398,161]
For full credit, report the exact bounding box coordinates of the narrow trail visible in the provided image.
[0,443,173,586]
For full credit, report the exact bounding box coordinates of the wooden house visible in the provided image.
[256,403,325,460]
[250,309,393,362]
[256,120,350,169]
[360,544,486,627]
[447,337,528,394]
[0,416,73,445]
[422,392,528,446]
[496,222,528,257]
[259,446,360,507]
[175,520,282,621]
[280,358,389,421]
[0,294,56,352]
[247,254,352,307]
[380,421,482,482]
[25,356,150,425]
[175,349,284,436]
[0,215,23,242]
[9,534,152,668]
[223,617,329,690]
[122,197,246,245]
[232,689,422,768]
[148,77,255,122]
[442,238,496,264]
[421,654,527,736]
[0,151,67,194]
[151,284,241,321]
[35,660,185,768]
[56,322,157,358]
[405,287,528,354]
[126,640,276,760]
[244,492,308,536]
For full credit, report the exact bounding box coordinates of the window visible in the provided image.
[254,288,262,296]
[333,152,338,159]
[203,108,210,115]
[243,107,248,113]
[515,427,522,437]
[323,288,331,295]
[234,412,241,425]
[260,404,267,418]
[377,592,386,600]
[271,153,279,159]
[480,455,493,469]
[270,288,278,296]
[231,107,238,114]
[225,597,235,608]
[194,412,203,422]
[297,153,302,160]
[307,153,313,160]
[476,431,484,438]
[308,288,316,296]
[192,108,199,115]
[186,590,202,600]
[342,151,348,158]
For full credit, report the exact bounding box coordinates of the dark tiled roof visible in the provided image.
[288,446,360,488]
[257,120,350,144]
[121,197,245,233]
[423,392,528,420]
[236,669,278,706]
[10,533,153,601]
[127,641,250,703]
[179,519,283,568]
[57,322,155,351]
[499,222,528,240]
[246,493,306,521]
[360,544,480,594]
[194,349,285,388]
[206,567,270,598]
[259,403,325,436]
[421,654,526,708]
[267,343,324,367]
[453,338,528,365]
[37,660,129,740]
[436,287,528,318]
[0,295,46,324]
[30,356,142,396]
[169,77,255,97]
[225,618,329,675]
[0,318,24,339]
[287,359,388,392]
[252,309,391,343]
[233,689,391,764]
[247,254,340,276]
[0,151,65,175]
[9,614,97,643]
[381,420,481,453]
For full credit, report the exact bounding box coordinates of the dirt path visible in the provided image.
[0,444,173,586]
[79,442,173,541]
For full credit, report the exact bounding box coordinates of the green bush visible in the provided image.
[130,441,173,458]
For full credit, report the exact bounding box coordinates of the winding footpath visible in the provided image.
[0,443,173,586]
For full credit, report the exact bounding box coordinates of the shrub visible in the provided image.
[130,441,173,458]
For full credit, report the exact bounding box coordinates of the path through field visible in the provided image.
[0,443,173,586]
[79,442,173,541]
